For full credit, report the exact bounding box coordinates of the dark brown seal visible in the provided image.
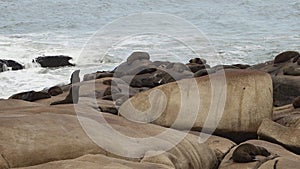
[231,143,270,163]
[293,96,300,109]
[273,51,300,64]
[50,86,80,105]
[189,58,206,64]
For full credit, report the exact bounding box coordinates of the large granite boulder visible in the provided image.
[0,100,218,168]
[257,118,300,154]
[17,154,172,169]
[119,69,273,142]
[272,75,300,106]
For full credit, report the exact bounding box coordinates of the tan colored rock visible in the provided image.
[0,106,217,168]
[0,155,9,169]
[257,118,300,154]
[259,157,300,169]
[17,154,172,169]
[119,69,273,135]
[219,140,300,169]
[272,104,300,128]
[189,131,236,163]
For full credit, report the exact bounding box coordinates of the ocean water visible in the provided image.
[0,0,299,98]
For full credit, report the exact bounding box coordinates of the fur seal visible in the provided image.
[189,58,206,64]
[70,70,80,84]
[274,51,300,64]
[293,96,300,109]
[50,86,80,105]
[230,143,271,163]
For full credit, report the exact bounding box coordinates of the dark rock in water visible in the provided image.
[70,70,80,84]
[232,64,251,69]
[33,55,75,68]
[283,66,300,76]
[126,51,150,63]
[48,86,63,96]
[189,58,207,64]
[9,91,51,102]
[0,59,24,72]
[273,51,300,64]
[83,71,114,81]
[50,86,80,105]
[194,69,216,77]
[273,75,300,106]
[293,96,300,109]
[298,59,300,65]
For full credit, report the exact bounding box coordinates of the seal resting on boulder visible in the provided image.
[293,96,300,109]
[273,51,300,64]
[230,143,271,163]
[50,86,80,105]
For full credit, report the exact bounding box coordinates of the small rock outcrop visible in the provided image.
[33,55,75,68]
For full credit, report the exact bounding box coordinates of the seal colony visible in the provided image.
[1,51,300,168]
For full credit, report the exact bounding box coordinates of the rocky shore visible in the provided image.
[0,51,300,169]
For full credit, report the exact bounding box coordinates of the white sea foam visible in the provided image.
[0,0,299,98]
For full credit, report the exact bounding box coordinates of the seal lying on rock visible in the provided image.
[50,86,80,105]
[230,143,271,163]
[293,96,300,109]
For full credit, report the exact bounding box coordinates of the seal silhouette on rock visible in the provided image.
[50,86,80,105]
[51,70,80,105]
[230,143,271,163]
[70,70,80,84]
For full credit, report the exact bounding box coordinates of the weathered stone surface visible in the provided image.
[189,131,236,163]
[0,101,217,169]
[219,140,300,169]
[83,71,114,81]
[18,154,172,169]
[273,104,300,128]
[126,51,150,63]
[259,157,300,169]
[9,91,51,102]
[119,69,273,142]
[33,55,75,68]
[257,118,300,154]
[273,75,300,106]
